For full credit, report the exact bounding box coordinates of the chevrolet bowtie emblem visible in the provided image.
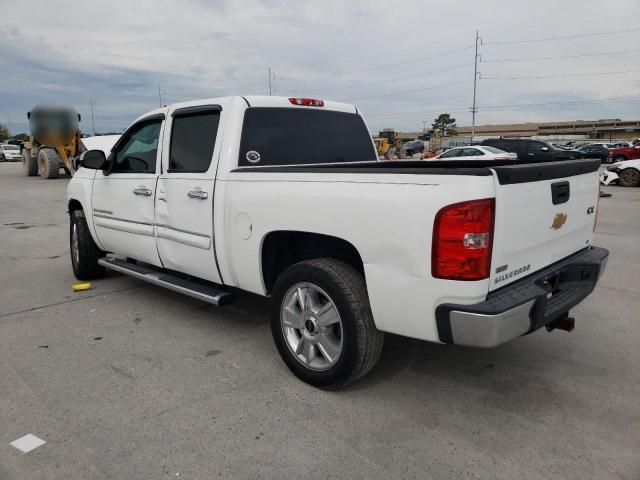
[550,213,567,229]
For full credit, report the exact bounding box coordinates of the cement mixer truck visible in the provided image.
[22,105,83,179]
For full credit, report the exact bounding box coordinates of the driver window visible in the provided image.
[111,119,162,173]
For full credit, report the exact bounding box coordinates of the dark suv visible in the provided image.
[481,138,582,162]
[402,140,426,157]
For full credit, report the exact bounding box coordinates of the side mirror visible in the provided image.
[79,149,107,170]
[541,146,550,152]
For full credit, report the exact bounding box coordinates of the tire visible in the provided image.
[270,258,384,388]
[70,210,105,280]
[22,149,38,176]
[618,168,640,188]
[613,155,627,163]
[38,148,61,179]
[0,153,5,162]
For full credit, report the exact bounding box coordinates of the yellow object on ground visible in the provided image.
[72,282,92,292]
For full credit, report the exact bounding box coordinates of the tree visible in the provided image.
[12,133,29,141]
[431,114,457,137]
[0,124,8,142]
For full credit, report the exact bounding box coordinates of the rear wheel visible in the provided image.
[22,149,38,176]
[613,155,627,163]
[38,148,61,179]
[618,168,640,188]
[270,258,384,388]
[70,210,105,280]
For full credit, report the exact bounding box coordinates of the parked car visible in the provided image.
[0,144,21,161]
[610,141,632,148]
[68,95,608,387]
[604,159,640,187]
[421,147,450,159]
[577,144,610,163]
[402,140,425,157]
[608,145,640,163]
[435,145,517,161]
[481,138,582,162]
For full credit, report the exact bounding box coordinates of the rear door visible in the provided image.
[91,116,164,266]
[155,105,223,283]
[460,147,486,160]
[488,159,600,291]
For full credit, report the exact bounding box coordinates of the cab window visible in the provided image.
[111,119,162,174]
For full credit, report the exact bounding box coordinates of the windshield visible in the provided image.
[3,145,19,150]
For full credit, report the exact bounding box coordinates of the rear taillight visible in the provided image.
[432,198,495,281]
[289,97,324,107]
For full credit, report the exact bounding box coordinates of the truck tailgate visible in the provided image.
[489,159,601,291]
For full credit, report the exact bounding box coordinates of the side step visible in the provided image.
[98,257,234,306]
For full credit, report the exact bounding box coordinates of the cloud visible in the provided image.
[0,0,639,134]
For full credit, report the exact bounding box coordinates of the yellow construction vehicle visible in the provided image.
[375,129,404,159]
[22,105,83,179]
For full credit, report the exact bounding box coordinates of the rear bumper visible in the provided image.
[435,246,609,347]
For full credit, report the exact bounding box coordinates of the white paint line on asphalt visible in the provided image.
[10,434,46,453]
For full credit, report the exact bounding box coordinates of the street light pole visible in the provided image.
[470,29,480,144]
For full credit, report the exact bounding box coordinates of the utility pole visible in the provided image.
[158,85,166,107]
[470,29,480,144]
[89,99,96,136]
[268,68,275,96]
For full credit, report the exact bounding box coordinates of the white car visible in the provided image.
[435,145,518,161]
[0,144,22,161]
[67,95,608,387]
[601,159,640,187]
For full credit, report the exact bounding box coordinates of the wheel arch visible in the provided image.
[68,198,84,214]
[260,230,365,294]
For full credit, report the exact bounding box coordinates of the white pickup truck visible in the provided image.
[67,95,608,387]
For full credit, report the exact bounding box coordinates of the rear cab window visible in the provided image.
[238,108,376,166]
[169,107,221,173]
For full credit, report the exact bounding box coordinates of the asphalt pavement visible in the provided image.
[0,162,638,479]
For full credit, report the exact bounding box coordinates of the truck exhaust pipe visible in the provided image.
[546,313,575,333]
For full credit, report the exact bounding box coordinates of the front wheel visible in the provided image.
[618,168,640,188]
[38,148,61,179]
[22,149,38,176]
[270,259,384,388]
[70,210,105,280]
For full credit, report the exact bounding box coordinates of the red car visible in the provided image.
[608,145,640,163]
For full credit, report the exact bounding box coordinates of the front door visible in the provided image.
[92,116,164,266]
[155,105,223,283]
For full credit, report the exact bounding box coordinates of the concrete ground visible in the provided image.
[0,162,638,480]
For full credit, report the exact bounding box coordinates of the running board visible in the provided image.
[98,257,234,306]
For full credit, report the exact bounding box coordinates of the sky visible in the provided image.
[0,0,639,135]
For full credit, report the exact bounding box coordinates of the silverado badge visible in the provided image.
[550,213,567,230]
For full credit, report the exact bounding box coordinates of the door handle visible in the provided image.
[188,189,208,200]
[528,153,535,156]
[133,186,152,196]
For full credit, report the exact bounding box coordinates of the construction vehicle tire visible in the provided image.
[22,149,38,176]
[38,148,61,179]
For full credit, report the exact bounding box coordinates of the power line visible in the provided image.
[481,69,640,80]
[483,27,640,45]
[482,48,640,63]
[365,96,640,118]
[285,63,473,93]
[342,79,472,102]
[278,45,475,82]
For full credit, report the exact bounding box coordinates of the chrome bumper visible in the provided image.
[436,246,609,348]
